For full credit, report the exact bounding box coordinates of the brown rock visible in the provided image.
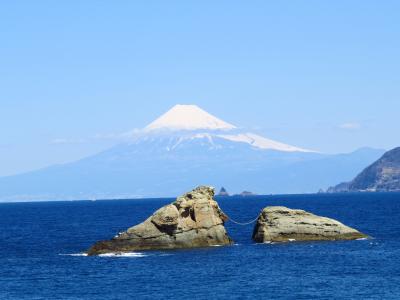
[87,186,232,255]
[252,206,368,243]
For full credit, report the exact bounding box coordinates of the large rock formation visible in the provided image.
[328,147,400,193]
[252,206,367,243]
[87,186,232,255]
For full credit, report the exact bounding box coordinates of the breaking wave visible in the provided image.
[98,252,148,258]
[60,252,148,258]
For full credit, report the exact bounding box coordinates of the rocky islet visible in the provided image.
[252,206,367,243]
[87,186,232,255]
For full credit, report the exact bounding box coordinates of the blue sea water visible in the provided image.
[1,193,400,299]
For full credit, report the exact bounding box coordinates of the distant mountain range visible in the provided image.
[328,147,400,193]
[0,104,386,201]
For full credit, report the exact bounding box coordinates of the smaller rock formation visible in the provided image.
[239,191,256,197]
[87,186,232,255]
[327,182,350,193]
[217,187,229,196]
[252,206,367,243]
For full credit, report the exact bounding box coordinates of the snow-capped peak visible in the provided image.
[145,104,236,131]
[142,104,314,153]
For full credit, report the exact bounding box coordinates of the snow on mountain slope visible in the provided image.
[145,104,236,131]
[218,133,313,152]
[143,104,312,153]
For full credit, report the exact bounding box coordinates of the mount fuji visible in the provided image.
[145,104,237,131]
[0,104,385,201]
[143,104,312,153]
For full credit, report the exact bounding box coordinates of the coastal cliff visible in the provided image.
[329,147,400,192]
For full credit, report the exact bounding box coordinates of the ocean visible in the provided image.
[1,193,400,299]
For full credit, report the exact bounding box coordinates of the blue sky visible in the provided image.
[0,1,399,176]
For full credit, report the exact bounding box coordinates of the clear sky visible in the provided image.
[0,1,399,176]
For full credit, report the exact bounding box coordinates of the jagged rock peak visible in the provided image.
[217,187,229,196]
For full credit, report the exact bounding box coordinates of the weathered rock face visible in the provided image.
[252,206,367,243]
[87,186,232,255]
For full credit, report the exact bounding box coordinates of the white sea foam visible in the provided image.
[98,252,148,258]
[288,239,296,242]
[59,252,148,258]
[356,238,368,241]
[59,253,88,257]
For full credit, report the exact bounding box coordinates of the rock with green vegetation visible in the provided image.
[87,186,232,255]
[252,206,367,243]
[329,147,400,192]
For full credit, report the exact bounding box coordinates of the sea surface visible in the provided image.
[1,193,400,299]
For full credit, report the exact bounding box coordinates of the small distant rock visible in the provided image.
[252,206,367,243]
[217,187,229,196]
[327,182,350,193]
[239,191,256,197]
[86,186,233,255]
